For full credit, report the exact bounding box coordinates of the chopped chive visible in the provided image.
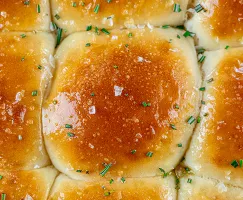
[198,55,206,63]
[142,102,151,107]
[104,191,111,196]
[37,65,42,70]
[76,169,82,172]
[146,151,153,157]
[197,48,205,54]
[81,1,85,6]
[201,100,205,105]
[37,4,41,13]
[94,4,100,13]
[177,143,182,147]
[20,34,26,38]
[55,14,60,20]
[107,0,112,3]
[131,149,136,154]
[32,90,38,96]
[173,3,181,12]
[109,179,114,184]
[187,116,196,124]
[195,4,204,13]
[91,92,95,96]
[72,2,77,7]
[85,43,91,47]
[67,132,75,137]
[113,65,118,69]
[197,116,201,123]
[125,44,129,48]
[1,194,6,200]
[86,25,92,31]
[124,93,129,96]
[207,78,214,83]
[51,22,57,30]
[177,34,181,39]
[183,31,195,38]
[174,104,179,109]
[95,27,100,35]
[24,0,30,5]
[128,32,132,38]
[231,160,239,168]
[101,28,110,35]
[21,57,25,61]
[159,168,168,178]
[187,178,192,183]
[170,124,177,130]
[56,28,63,47]
[175,178,180,189]
[176,25,184,30]
[0,175,2,180]
[240,160,243,167]
[185,167,190,172]
[100,164,112,177]
[162,25,170,29]
[65,124,72,128]
[121,177,126,183]
[225,45,230,50]
[18,135,23,140]
[199,87,206,91]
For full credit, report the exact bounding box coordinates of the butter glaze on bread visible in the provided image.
[185,48,243,187]
[0,0,51,32]
[186,0,243,49]
[49,174,176,200]
[51,0,188,34]
[179,175,243,200]
[43,28,201,180]
[0,167,58,199]
[0,32,55,170]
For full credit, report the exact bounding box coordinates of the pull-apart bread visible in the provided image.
[0,32,55,170]
[0,0,51,32]
[48,174,176,200]
[51,0,188,34]
[186,0,243,49]
[43,28,201,180]
[185,47,243,187]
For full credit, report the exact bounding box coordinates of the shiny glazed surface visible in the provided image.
[203,51,243,167]
[204,0,243,39]
[0,33,53,170]
[49,175,176,200]
[0,0,50,31]
[43,29,199,177]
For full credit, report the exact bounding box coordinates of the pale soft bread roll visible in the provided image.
[0,32,55,170]
[43,28,201,180]
[51,0,189,34]
[48,174,176,200]
[0,166,58,199]
[186,0,243,50]
[0,0,51,32]
[179,175,243,200]
[185,47,243,187]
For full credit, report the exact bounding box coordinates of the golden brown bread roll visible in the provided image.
[186,0,243,49]
[51,0,189,34]
[179,175,243,200]
[43,28,201,180]
[49,174,176,200]
[0,166,58,199]
[0,32,55,170]
[0,0,51,32]
[185,47,243,187]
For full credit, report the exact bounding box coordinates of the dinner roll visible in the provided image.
[185,47,243,187]
[43,28,201,180]
[0,32,55,170]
